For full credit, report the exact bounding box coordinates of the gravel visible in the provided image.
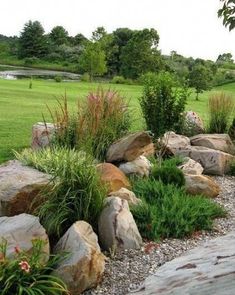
[83,176,235,295]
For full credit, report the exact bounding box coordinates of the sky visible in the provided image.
[1,0,235,61]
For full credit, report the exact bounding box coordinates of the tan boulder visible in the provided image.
[119,156,151,177]
[32,122,55,150]
[98,197,142,251]
[0,160,50,216]
[175,146,235,175]
[161,132,191,155]
[0,214,49,261]
[190,134,235,155]
[178,157,204,175]
[54,221,105,295]
[96,163,131,193]
[108,188,141,206]
[185,174,220,198]
[141,143,155,157]
[106,131,152,163]
[184,111,205,134]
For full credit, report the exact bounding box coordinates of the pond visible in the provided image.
[0,64,80,81]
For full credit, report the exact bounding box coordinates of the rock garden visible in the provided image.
[0,74,235,295]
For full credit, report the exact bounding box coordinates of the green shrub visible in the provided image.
[228,117,235,139]
[80,72,90,82]
[15,148,107,237]
[207,92,234,133]
[151,166,185,187]
[140,72,188,138]
[49,88,131,161]
[111,75,126,84]
[229,160,235,176]
[24,57,39,66]
[54,75,62,82]
[131,179,226,240]
[0,239,68,294]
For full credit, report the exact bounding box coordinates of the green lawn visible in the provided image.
[0,78,234,163]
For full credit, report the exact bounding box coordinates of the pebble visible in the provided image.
[83,176,235,295]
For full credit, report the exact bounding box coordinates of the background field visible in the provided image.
[0,78,234,163]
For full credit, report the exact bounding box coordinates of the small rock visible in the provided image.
[119,156,151,177]
[108,188,141,206]
[32,122,55,150]
[178,157,204,175]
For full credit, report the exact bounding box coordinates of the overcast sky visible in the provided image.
[1,0,235,61]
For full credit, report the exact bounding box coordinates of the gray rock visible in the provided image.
[130,231,235,295]
[190,134,235,155]
[54,221,105,295]
[0,160,50,216]
[0,213,49,260]
[161,132,191,155]
[32,122,55,150]
[174,146,235,175]
[106,132,152,163]
[184,111,205,134]
[178,157,204,175]
[98,197,142,251]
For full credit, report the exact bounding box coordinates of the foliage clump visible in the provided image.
[151,166,185,187]
[15,147,107,238]
[0,239,68,294]
[140,72,188,138]
[207,92,234,133]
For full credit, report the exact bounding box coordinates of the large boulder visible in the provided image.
[98,197,142,251]
[0,160,50,216]
[106,131,152,163]
[184,111,205,134]
[161,132,191,155]
[190,134,235,155]
[178,157,204,175]
[119,156,151,177]
[108,188,141,206]
[54,221,105,295]
[185,174,220,198]
[129,231,235,295]
[32,122,55,150]
[96,163,131,193]
[0,214,49,260]
[174,146,235,175]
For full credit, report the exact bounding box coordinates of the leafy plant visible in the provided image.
[228,117,235,139]
[0,239,68,295]
[229,160,235,176]
[131,179,226,240]
[151,166,185,187]
[140,72,188,138]
[207,92,234,133]
[49,88,131,161]
[15,147,107,238]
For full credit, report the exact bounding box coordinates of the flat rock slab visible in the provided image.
[0,160,50,216]
[130,231,235,295]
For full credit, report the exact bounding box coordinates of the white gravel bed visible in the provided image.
[83,176,235,295]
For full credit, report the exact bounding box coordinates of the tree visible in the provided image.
[189,65,213,100]
[216,52,234,63]
[50,26,69,46]
[218,0,235,31]
[120,28,163,79]
[92,27,107,41]
[78,41,107,80]
[70,33,87,46]
[18,20,48,58]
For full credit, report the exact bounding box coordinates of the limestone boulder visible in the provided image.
[32,122,55,150]
[54,221,105,295]
[174,146,235,175]
[98,197,142,251]
[184,111,204,134]
[129,231,235,295]
[178,157,204,175]
[185,174,220,198]
[0,160,50,216]
[161,132,191,155]
[190,133,235,155]
[106,131,152,163]
[108,188,141,206]
[119,156,151,177]
[96,163,131,193]
[0,214,49,260]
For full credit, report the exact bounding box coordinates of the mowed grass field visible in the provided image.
[0,78,235,163]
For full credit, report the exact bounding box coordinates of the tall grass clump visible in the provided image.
[140,72,188,138]
[15,147,107,238]
[207,92,234,133]
[49,87,131,161]
[131,179,226,240]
